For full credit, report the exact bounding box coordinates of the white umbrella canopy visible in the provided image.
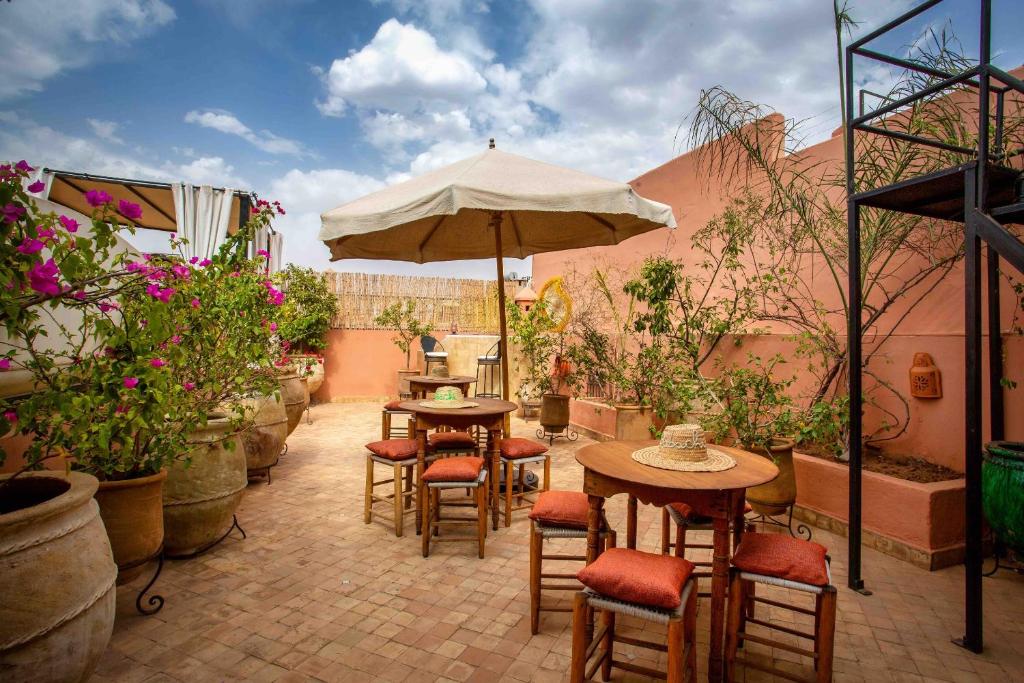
[318,143,676,408]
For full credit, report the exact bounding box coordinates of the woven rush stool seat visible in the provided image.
[529,491,616,634]
[381,399,413,439]
[421,456,489,558]
[570,548,698,682]
[661,500,754,598]
[499,438,550,527]
[724,532,836,683]
[364,426,421,537]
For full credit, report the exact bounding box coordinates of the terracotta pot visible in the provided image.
[276,365,306,436]
[0,471,116,682]
[95,470,166,584]
[397,368,418,396]
[746,438,797,516]
[162,417,247,557]
[540,393,570,430]
[614,404,655,441]
[240,394,288,474]
[293,355,325,395]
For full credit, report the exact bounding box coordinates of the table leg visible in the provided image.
[489,428,500,530]
[626,495,638,550]
[415,426,427,536]
[709,514,730,682]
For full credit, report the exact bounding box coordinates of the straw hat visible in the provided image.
[419,385,479,409]
[429,364,450,378]
[632,424,735,472]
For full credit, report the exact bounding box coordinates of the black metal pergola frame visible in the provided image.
[846,0,1024,653]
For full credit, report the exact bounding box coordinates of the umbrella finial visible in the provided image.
[488,138,495,149]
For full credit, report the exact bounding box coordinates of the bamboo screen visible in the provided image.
[322,271,516,333]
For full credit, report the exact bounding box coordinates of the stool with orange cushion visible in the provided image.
[364,422,420,537]
[420,456,488,559]
[724,532,836,683]
[381,399,412,439]
[661,500,754,596]
[499,437,550,526]
[569,548,697,683]
[427,430,479,457]
[528,491,616,634]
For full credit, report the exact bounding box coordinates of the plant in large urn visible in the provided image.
[374,300,432,396]
[273,264,336,398]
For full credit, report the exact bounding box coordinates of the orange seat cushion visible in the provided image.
[384,400,407,411]
[499,437,548,459]
[428,431,477,449]
[669,500,754,521]
[529,490,590,529]
[578,548,695,610]
[421,456,484,482]
[731,533,830,586]
[366,439,418,461]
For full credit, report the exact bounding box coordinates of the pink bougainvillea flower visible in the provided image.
[183,382,196,391]
[98,301,117,313]
[123,377,139,389]
[229,270,240,278]
[4,410,17,423]
[171,335,182,344]
[59,215,79,233]
[0,358,10,371]
[16,238,45,255]
[190,297,200,308]
[171,264,191,279]
[15,160,34,173]
[256,249,270,258]
[250,206,259,215]
[145,283,161,298]
[2,203,25,223]
[189,256,199,265]
[28,258,60,296]
[143,253,153,261]
[27,180,45,193]
[198,258,212,267]
[115,405,129,415]
[157,287,174,303]
[269,322,278,332]
[72,290,87,300]
[281,340,291,350]
[36,228,55,240]
[118,200,143,220]
[276,206,286,216]
[150,358,166,368]
[84,189,113,207]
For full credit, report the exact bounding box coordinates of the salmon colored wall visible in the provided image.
[316,329,450,401]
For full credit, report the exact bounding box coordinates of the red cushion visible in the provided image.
[669,500,754,521]
[731,533,830,586]
[366,439,418,461]
[577,548,695,610]
[499,437,548,459]
[384,400,407,411]
[421,456,484,482]
[529,490,589,529]
[428,431,477,449]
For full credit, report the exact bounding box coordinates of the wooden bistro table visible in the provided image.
[407,375,476,400]
[575,440,778,683]
[399,397,518,534]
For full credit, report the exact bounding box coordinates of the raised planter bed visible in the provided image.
[570,398,654,441]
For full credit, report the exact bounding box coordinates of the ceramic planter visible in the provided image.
[276,365,307,436]
[614,404,655,441]
[95,470,166,584]
[162,417,247,557]
[293,355,325,395]
[0,471,116,682]
[746,438,797,516]
[240,394,288,474]
[540,393,570,430]
[983,441,1024,556]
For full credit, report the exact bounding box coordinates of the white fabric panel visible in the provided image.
[268,232,283,273]
[173,183,234,260]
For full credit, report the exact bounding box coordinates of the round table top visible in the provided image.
[576,440,778,492]
[398,396,518,418]
[408,375,477,386]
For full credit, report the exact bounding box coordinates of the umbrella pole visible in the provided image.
[492,212,512,435]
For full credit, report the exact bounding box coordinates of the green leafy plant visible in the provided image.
[273,264,337,353]
[374,300,432,369]
[794,396,850,459]
[506,297,580,399]
[701,353,797,452]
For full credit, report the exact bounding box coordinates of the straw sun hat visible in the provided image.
[632,424,735,472]
[419,385,479,409]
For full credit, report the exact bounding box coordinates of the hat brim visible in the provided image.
[418,400,479,409]
[631,446,736,472]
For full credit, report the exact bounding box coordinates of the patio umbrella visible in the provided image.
[319,141,676,404]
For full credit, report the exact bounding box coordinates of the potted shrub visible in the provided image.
[374,300,432,395]
[274,265,336,396]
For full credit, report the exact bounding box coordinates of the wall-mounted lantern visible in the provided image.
[909,352,942,398]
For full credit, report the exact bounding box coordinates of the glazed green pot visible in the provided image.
[983,441,1024,556]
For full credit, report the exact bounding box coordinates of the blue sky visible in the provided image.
[1,0,1021,277]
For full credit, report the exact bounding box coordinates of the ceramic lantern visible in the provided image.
[909,352,942,398]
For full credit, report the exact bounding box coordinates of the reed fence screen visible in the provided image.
[323,271,516,333]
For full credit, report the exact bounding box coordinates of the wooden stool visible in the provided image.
[499,438,550,526]
[724,533,836,683]
[381,400,412,439]
[421,456,488,558]
[529,491,616,634]
[428,430,479,457]
[570,548,697,682]
[661,501,754,597]
[364,430,419,537]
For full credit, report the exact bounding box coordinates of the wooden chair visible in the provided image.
[570,548,698,682]
[421,456,488,559]
[499,437,550,526]
[363,423,419,537]
[661,501,753,598]
[529,490,616,634]
[724,533,836,683]
[420,336,448,375]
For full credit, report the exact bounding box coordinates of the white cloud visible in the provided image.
[0,0,175,99]
[87,118,124,145]
[184,110,311,157]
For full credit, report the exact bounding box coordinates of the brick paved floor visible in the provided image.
[92,403,1024,682]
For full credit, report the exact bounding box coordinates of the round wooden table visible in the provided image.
[407,375,477,399]
[575,440,778,683]
[399,398,518,535]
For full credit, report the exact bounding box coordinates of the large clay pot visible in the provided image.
[162,417,247,557]
[614,404,655,441]
[294,355,325,395]
[397,368,418,396]
[240,394,288,475]
[540,393,570,430]
[0,471,116,682]
[277,365,306,435]
[983,441,1024,555]
[95,470,166,584]
[746,438,797,516]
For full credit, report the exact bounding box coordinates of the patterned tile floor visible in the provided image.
[92,403,1024,682]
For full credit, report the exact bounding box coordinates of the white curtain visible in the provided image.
[172,183,234,260]
[250,225,284,273]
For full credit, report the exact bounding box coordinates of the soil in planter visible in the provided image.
[0,476,71,514]
[801,444,962,483]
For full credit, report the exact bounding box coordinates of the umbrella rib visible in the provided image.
[508,211,526,258]
[586,212,620,243]
[416,214,448,261]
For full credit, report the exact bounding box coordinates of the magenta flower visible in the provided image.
[171,264,191,279]
[0,358,10,371]
[84,189,113,207]
[150,358,166,368]
[115,405,129,415]
[256,249,270,258]
[16,238,45,255]
[123,377,139,389]
[250,206,259,215]
[36,228,55,240]
[171,335,182,344]
[27,180,45,193]
[59,215,79,233]
[28,259,60,296]
[198,258,212,267]
[4,410,16,423]
[145,283,161,298]
[189,256,199,265]
[2,203,25,223]
[15,160,34,173]
[269,322,278,332]
[190,297,200,308]
[118,200,143,220]
[73,290,87,300]
[183,382,196,391]
[98,301,117,313]
[277,206,286,216]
